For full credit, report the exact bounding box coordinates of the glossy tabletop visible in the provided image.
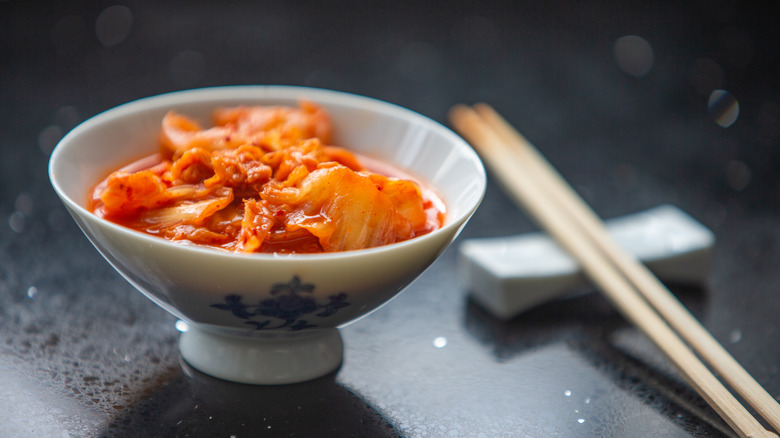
[2,1,779,437]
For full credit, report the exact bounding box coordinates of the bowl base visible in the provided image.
[179,325,343,385]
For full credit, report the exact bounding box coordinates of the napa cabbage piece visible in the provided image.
[260,164,423,252]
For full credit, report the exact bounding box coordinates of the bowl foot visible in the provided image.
[179,325,343,385]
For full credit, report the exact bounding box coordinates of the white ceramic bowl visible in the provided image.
[49,86,486,384]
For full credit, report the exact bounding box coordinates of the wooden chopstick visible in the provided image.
[449,104,779,438]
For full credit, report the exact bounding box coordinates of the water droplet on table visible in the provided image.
[433,336,447,348]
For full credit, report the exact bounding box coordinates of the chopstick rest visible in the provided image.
[459,204,715,319]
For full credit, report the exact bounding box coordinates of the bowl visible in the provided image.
[49,86,486,384]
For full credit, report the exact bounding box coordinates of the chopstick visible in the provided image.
[469,103,780,434]
[449,104,780,438]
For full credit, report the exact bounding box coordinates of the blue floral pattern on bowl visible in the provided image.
[210,276,350,331]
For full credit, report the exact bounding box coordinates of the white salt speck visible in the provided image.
[564,390,572,397]
[578,418,586,424]
[433,337,448,348]
[27,286,38,299]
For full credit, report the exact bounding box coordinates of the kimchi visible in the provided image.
[89,102,445,254]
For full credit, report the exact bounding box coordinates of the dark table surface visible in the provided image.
[2,1,779,437]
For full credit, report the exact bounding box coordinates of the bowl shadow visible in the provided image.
[100,357,402,438]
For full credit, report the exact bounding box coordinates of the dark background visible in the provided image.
[1,1,779,437]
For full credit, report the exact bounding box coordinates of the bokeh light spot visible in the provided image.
[9,211,25,233]
[708,89,739,127]
[613,35,654,77]
[96,5,133,47]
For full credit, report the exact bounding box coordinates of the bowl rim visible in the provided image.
[49,85,486,261]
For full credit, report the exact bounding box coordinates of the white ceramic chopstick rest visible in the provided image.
[459,205,715,319]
